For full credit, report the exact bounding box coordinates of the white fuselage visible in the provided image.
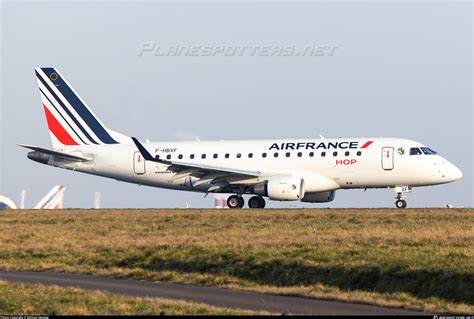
[28,67,463,207]
[49,137,462,197]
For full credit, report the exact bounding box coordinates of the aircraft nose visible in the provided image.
[444,162,463,182]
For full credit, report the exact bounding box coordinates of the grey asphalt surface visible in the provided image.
[0,270,427,315]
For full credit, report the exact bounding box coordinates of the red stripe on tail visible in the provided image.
[360,140,374,149]
[43,105,79,145]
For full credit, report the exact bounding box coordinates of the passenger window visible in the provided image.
[178,154,183,160]
[357,151,362,156]
[236,153,241,158]
[262,153,267,158]
[225,153,230,158]
[213,154,218,159]
[167,154,171,160]
[190,154,195,159]
[297,152,302,157]
[321,152,326,157]
[286,152,291,158]
[410,148,423,156]
[155,155,160,160]
[345,151,350,156]
[333,151,338,157]
[248,153,253,158]
[274,152,279,158]
[309,152,314,157]
[201,154,206,159]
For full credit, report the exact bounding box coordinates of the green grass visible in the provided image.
[0,208,472,313]
[0,280,270,315]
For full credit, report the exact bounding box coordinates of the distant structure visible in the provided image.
[214,194,230,209]
[20,190,26,209]
[446,204,465,208]
[94,192,101,209]
[0,185,66,209]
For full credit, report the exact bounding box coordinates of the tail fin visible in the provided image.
[34,185,65,209]
[35,67,129,148]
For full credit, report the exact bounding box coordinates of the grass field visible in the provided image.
[0,208,472,313]
[0,280,269,315]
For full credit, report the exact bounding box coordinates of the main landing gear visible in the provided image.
[227,195,266,209]
[227,195,245,209]
[248,196,266,209]
[394,186,411,209]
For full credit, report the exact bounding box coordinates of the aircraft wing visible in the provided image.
[131,137,262,179]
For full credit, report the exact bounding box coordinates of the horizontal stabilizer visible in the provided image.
[18,144,92,162]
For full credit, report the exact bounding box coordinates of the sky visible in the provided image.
[1,1,472,208]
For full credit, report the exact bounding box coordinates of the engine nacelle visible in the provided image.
[301,191,336,203]
[254,176,305,201]
[27,151,51,165]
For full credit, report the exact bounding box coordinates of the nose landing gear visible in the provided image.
[395,199,407,209]
[394,186,411,209]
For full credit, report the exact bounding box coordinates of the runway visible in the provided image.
[0,270,426,315]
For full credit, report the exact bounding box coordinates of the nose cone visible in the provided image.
[444,162,463,182]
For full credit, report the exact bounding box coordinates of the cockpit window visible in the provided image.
[421,147,437,155]
[410,147,423,155]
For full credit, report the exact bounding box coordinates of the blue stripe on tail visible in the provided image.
[40,68,118,144]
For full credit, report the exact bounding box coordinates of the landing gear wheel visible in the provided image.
[237,196,245,208]
[248,196,266,208]
[227,195,242,209]
[395,199,407,209]
[393,187,411,209]
[258,197,266,208]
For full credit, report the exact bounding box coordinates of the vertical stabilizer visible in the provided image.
[34,185,66,209]
[35,67,130,148]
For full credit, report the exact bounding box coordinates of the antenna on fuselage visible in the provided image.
[319,134,325,139]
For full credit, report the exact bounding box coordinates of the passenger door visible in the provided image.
[133,151,146,174]
[382,147,394,170]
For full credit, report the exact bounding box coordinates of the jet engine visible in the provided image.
[301,190,336,203]
[254,176,305,201]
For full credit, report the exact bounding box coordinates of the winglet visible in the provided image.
[132,137,173,165]
[131,137,156,161]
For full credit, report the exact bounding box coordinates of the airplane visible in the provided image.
[20,68,463,209]
[0,185,66,209]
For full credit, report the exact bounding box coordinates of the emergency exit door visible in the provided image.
[133,151,146,174]
[382,147,394,170]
